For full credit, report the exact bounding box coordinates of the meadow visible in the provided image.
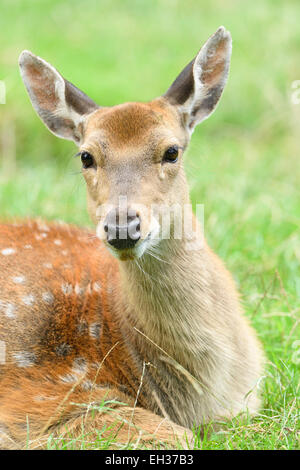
[0,0,299,450]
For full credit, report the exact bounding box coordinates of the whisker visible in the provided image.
[147,243,172,265]
[135,259,156,282]
[147,249,168,264]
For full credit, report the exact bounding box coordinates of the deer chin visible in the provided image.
[103,235,151,261]
[104,232,162,261]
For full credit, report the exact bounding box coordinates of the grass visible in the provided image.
[0,0,299,450]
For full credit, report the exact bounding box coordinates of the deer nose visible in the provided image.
[104,209,141,250]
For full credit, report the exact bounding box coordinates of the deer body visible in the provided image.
[0,219,262,448]
[0,27,264,449]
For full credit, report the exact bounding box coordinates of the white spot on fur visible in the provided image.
[60,358,87,384]
[62,283,72,295]
[34,395,58,402]
[93,282,101,292]
[0,301,17,319]
[13,351,36,367]
[42,292,54,303]
[22,294,35,306]
[73,357,87,375]
[5,303,16,318]
[35,232,48,241]
[74,284,84,295]
[81,380,94,391]
[24,244,32,249]
[54,239,62,246]
[12,275,25,284]
[60,373,78,384]
[1,248,15,256]
[89,323,102,339]
[36,221,50,232]
[43,262,53,269]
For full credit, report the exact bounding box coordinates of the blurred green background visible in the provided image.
[0,0,299,449]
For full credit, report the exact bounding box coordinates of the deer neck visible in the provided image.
[116,212,215,371]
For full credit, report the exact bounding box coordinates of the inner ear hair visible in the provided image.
[19,50,99,143]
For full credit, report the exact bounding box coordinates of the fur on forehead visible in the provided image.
[83,99,184,147]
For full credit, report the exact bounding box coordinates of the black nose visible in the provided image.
[104,209,141,250]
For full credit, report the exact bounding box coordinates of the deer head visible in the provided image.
[19,26,232,261]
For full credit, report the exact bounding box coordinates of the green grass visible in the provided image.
[0,0,299,450]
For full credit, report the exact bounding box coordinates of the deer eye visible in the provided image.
[81,151,95,169]
[163,146,179,163]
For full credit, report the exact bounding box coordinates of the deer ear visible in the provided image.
[19,51,99,143]
[164,26,232,133]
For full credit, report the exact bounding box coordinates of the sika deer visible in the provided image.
[0,27,264,449]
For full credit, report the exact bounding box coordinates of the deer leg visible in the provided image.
[0,379,192,450]
[41,405,193,450]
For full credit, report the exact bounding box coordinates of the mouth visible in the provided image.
[105,233,152,261]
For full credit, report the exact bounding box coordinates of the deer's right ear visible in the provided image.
[19,51,99,143]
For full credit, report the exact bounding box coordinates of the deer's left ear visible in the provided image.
[163,26,232,133]
[19,51,99,143]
